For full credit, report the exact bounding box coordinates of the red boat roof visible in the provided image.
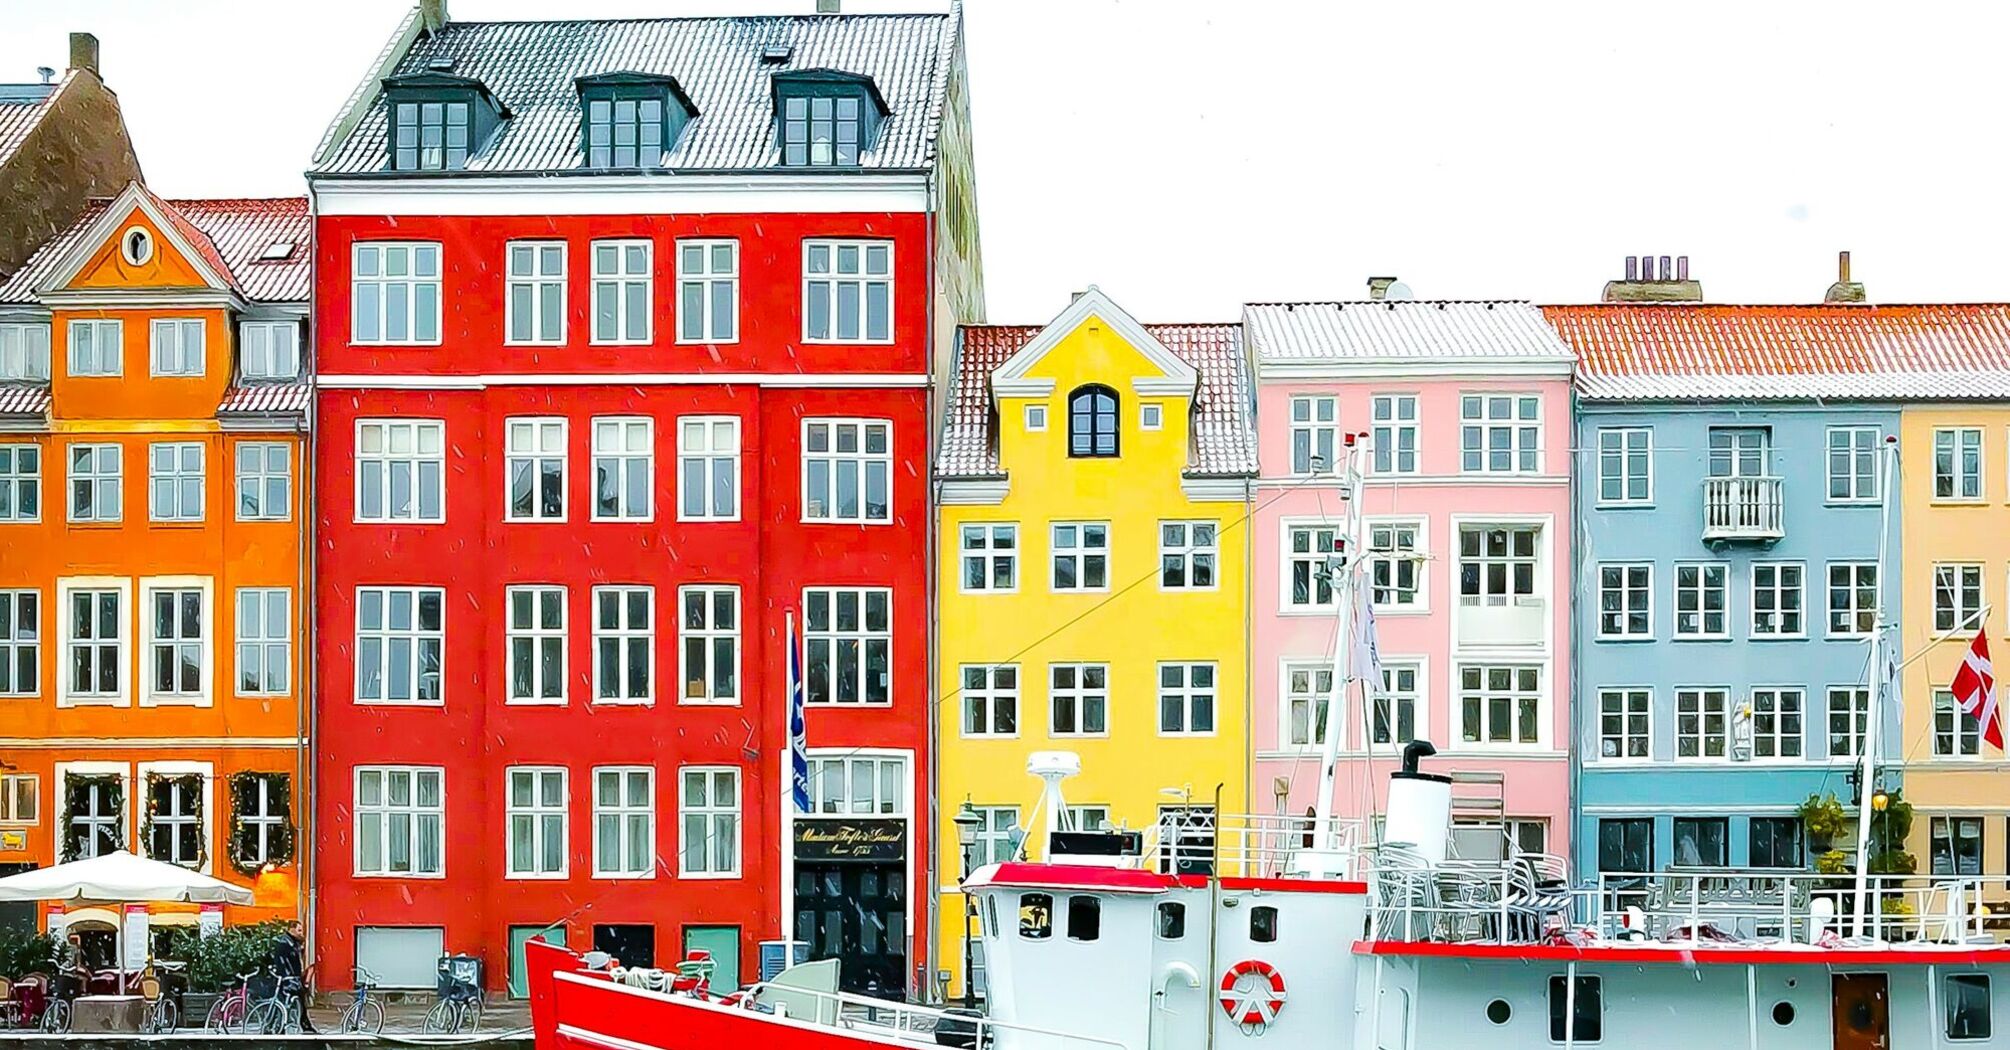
[966,862,1367,896]
[1359,939,2010,967]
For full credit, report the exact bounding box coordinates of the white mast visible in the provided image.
[1301,434,1369,876]
[1849,436,1900,938]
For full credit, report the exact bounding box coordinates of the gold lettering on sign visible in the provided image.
[797,823,903,858]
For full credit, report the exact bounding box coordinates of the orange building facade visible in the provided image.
[0,182,311,947]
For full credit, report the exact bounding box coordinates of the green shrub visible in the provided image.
[0,929,58,979]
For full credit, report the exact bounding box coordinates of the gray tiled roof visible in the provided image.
[1243,300,1577,364]
[0,81,56,170]
[313,13,957,176]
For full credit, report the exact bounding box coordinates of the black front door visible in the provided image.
[793,817,907,998]
[592,923,655,970]
[0,864,34,934]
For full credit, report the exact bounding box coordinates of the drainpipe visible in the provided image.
[1205,781,1224,1050]
[922,127,942,1005]
[301,181,321,985]
[1567,394,1585,882]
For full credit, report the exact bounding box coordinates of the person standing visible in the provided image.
[270,921,316,1033]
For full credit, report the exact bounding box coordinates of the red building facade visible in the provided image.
[307,9,982,997]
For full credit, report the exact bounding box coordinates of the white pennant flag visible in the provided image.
[1353,576,1384,694]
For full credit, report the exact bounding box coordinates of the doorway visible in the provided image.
[681,925,741,992]
[794,863,905,996]
[1831,973,1889,1050]
[592,924,655,970]
[507,925,567,998]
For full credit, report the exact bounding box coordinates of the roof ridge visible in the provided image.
[439,12,949,27]
[1246,299,1535,307]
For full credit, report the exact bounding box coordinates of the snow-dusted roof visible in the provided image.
[0,82,56,170]
[0,193,309,305]
[1244,300,1577,366]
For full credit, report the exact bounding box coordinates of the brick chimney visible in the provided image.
[1824,251,1867,304]
[1601,254,1702,303]
[68,33,99,77]
[419,0,449,34]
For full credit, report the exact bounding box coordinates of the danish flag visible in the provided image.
[1950,631,2003,751]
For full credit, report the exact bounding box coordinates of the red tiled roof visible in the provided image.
[217,380,311,419]
[0,191,309,305]
[0,382,51,419]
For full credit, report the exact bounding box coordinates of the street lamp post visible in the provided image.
[952,801,984,1009]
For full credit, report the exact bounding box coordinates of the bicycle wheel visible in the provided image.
[205,996,238,1033]
[40,1000,69,1034]
[354,997,385,1035]
[424,998,457,1033]
[224,997,252,1035]
[157,998,179,1034]
[246,999,283,1035]
[456,998,483,1034]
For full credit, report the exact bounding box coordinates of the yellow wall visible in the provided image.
[934,314,1249,996]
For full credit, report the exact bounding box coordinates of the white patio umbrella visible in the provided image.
[0,851,254,989]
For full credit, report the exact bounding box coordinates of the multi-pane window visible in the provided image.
[1289,396,1337,474]
[804,588,891,705]
[593,586,654,705]
[1674,563,1728,638]
[585,94,664,168]
[0,322,50,380]
[1935,690,1983,757]
[806,755,907,816]
[1675,688,1730,759]
[960,524,1018,593]
[148,443,204,522]
[1932,816,1985,877]
[146,774,204,867]
[351,243,442,344]
[1458,526,1539,606]
[1068,385,1121,459]
[68,443,122,522]
[1936,564,1985,633]
[590,240,652,344]
[676,240,738,343]
[1673,817,1729,867]
[1597,689,1651,760]
[677,417,739,521]
[803,418,891,523]
[1947,973,1993,1040]
[1050,663,1109,736]
[506,767,566,878]
[593,766,655,878]
[1748,817,1804,870]
[971,806,1021,866]
[354,766,444,876]
[354,587,444,704]
[144,586,204,703]
[1159,521,1217,591]
[67,319,122,376]
[1285,525,1342,609]
[1372,662,1420,747]
[1596,563,1652,638]
[506,418,566,522]
[149,319,204,377]
[678,586,738,705]
[1827,426,1880,502]
[1370,394,1418,474]
[65,588,123,702]
[65,776,123,860]
[782,94,864,167]
[1459,665,1541,745]
[1935,427,1984,501]
[1750,563,1806,637]
[0,445,39,522]
[390,99,469,171]
[1825,563,1878,638]
[1052,523,1110,592]
[0,590,37,696]
[591,417,653,521]
[505,242,566,344]
[803,241,892,343]
[1708,427,1771,477]
[239,321,299,379]
[1596,427,1653,504]
[1750,688,1804,759]
[1368,522,1423,609]
[235,588,289,697]
[1459,394,1540,474]
[961,664,1018,737]
[235,443,290,521]
[506,586,566,705]
[1158,662,1216,736]
[1828,687,1869,759]
[355,420,444,522]
[1284,664,1334,748]
[229,772,289,869]
[679,767,740,877]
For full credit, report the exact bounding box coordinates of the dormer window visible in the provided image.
[774,70,886,168]
[382,71,506,172]
[576,73,695,170]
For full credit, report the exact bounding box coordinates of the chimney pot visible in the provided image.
[35,66,55,85]
[1658,256,1672,282]
[1677,256,1689,281]
[816,0,841,11]
[1624,256,1638,282]
[1367,276,1398,301]
[419,0,448,33]
[1838,250,1852,283]
[67,32,99,77]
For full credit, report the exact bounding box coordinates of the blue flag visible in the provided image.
[788,615,811,813]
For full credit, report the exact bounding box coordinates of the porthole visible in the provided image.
[120,226,153,265]
[1486,999,1512,1025]
[1772,1002,1795,1026]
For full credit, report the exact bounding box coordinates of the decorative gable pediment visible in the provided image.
[39,182,235,298]
[991,286,1199,399]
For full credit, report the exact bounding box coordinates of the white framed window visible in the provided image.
[803,587,891,705]
[1458,664,1541,746]
[1750,563,1806,637]
[0,773,38,825]
[149,319,204,377]
[234,588,289,697]
[678,766,741,878]
[1935,563,1985,633]
[1139,403,1163,430]
[959,523,1018,593]
[234,442,290,521]
[1284,523,1342,609]
[1289,396,1337,475]
[677,416,739,521]
[229,772,289,869]
[1827,426,1880,503]
[1826,562,1877,638]
[506,766,567,878]
[1828,687,1869,759]
[1597,688,1651,760]
[144,771,206,868]
[1050,663,1109,736]
[148,442,205,522]
[351,242,442,345]
[676,239,738,343]
[806,754,909,816]
[1371,394,1418,475]
[1674,563,1728,639]
[68,443,122,523]
[506,241,566,345]
[1596,563,1652,639]
[60,583,127,706]
[591,416,653,522]
[1159,520,1217,591]
[0,444,40,522]
[354,586,444,705]
[0,590,39,697]
[1934,427,1984,501]
[678,585,739,705]
[1024,404,1048,432]
[1369,521,1424,610]
[972,805,1020,866]
[592,585,654,705]
[803,418,891,524]
[67,319,122,377]
[1459,394,1540,474]
[803,240,892,343]
[1372,661,1422,748]
[961,664,1018,737]
[1675,688,1730,759]
[505,418,566,522]
[592,766,655,878]
[1284,664,1334,748]
[1457,525,1539,606]
[1158,662,1216,736]
[0,322,50,381]
[63,769,124,859]
[141,581,207,705]
[354,766,444,876]
[1935,689,1984,757]
[591,239,653,345]
[506,585,566,705]
[354,420,444,523]
[238,321,299,379]
[1749,688,1804,759]
[1052,522,1110,592]
[1596,427,1652,505]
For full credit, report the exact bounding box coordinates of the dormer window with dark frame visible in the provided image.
[381,71,507,173]
[1068,385,1120,458]
[774,70,887,168]
[575,72,695,171]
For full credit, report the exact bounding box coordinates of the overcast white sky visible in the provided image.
[6,0,2007,321]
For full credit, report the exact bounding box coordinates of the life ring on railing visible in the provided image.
[1218,959,1287,1030]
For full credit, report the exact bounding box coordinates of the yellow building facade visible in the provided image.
[931,289,1255,997]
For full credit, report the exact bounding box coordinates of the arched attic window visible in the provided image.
[1067,384,1119,458]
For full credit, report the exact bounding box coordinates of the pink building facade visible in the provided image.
[1243,300,1578,859]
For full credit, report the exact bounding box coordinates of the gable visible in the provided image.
[40,184,234,297]
[992,287,1198,399]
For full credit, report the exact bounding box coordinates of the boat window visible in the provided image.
[1066,896,1101,941]
[1948,974,1992,1040]
[1486,999,1511,1025]
[1018,893,1052,939]
[1547,975,1602,1043]
[985,895,999,940]
[1250,905,1278,943]
[1157,902,1186,940]
[1772,1002,1794,1026]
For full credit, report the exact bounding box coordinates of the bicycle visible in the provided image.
[243,975,306,1035]
[204,970,257,1033]
[425,954,484,1035]
[335,966,385,1035]
[38,972,81,1034]
[139,963,179,1034]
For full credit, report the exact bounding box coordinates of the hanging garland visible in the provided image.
[61,774,124,862]
[226,771,296,877]
[140,772,208,870]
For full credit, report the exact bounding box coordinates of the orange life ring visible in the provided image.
[1218,959,1287,1028]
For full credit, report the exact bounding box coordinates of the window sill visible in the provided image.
[675,516,744,525]
[354,699,447,708]
[233,515,294,525]
[676,698,741,708]
[588,872,658,881]
[353,518,449,526]
[66,520,125,529]
[148,520,208,529]
[348,342,445,349]
[1594,635,1656,644]
[1671,635,1733,643]
[959,734,1020,741]
[1593,502,1655,510]
[503,872,571,881]
[1929,499,1989,507]
[504,516,570,526]
[588,516,656,525]
[504,699,569,708]
[677,871,744,881]
[801,518,895,527]
[0,518,44,526]
[353,872,447,880]
[674,338,742,347]
[802,338,897,347]
[805,702,895,710]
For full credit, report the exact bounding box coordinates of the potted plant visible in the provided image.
[0,929,57,980]
[159,920,291,1023]
[1798,793,1848,854]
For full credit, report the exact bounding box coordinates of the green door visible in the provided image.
[683,925,741,992]
[508,924,567,998]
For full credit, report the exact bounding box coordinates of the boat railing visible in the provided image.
[1589,871,2008,944]
[1365,844,1575,944]
[735,980,1129,1050]
[1135,811,1363,879]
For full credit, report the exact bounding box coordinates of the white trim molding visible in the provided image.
[0,737,303,749]
[311,173,931,217]
[1180,476,1252,502]
[938,478,1010,505]
[1256,357,1575,380]
[992,286,1198,398]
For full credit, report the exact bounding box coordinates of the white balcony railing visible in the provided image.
[1703,476,1784,542]
[1455,595,1548,648]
